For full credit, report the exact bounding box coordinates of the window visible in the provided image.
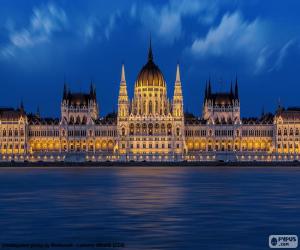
[129,124,134,135]
[167,124,172,136]
[148,123,153,136]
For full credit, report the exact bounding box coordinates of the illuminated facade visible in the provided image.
[1,43,300,162]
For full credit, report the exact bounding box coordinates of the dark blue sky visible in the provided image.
[0,0,300,118]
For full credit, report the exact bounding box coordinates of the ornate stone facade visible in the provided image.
[0,43,300,162]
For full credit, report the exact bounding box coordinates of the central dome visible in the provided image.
[135,42,166,88]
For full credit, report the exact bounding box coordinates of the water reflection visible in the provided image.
[113,168,186,214]
[0,167,300,250]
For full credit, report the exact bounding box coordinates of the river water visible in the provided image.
[0,166,299,250]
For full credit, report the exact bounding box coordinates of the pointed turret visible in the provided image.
[148,36,153,62]
[235,75,239,99]
[93,84,97,101]
[121,63,126,84]
[173,64,183,117]
[19,100,25,114]
[118,63,129,118]
[175,63,181,83]
[119,64,128,96]
[63,83,68,100]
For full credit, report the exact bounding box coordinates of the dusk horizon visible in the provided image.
[1,0,300,118]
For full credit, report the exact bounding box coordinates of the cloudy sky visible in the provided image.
[0,0,299,117]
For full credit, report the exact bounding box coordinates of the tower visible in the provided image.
[117,64,129,156]
[118,64,129,118]
[173,64,183,118]
[172,63,186,158]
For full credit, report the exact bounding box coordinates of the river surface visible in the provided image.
[0,166,300,250]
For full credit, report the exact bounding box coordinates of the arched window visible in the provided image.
[278,129,281,136]
[129,123,134,135]
[149,101,152,114]
[14,129,18,137]
[155,123,159,133]
[82,116,87,125]
[290,129,293,136]
[122,128,125,136]
[136,124,141,134]
[148,123,153,136]
[69,116,74,124]
[161,124,166,134]
[284,129,287,136]
[142,123,147,134]
[143,101,146,114]
[3,130,6,137]
[296,128,299,136]
[167,124,172,136]
[176,127,180,136]
[76,116,81,124]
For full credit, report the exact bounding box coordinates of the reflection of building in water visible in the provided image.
[113,168,185,214]
[1,41,300,162]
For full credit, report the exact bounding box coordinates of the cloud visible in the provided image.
[188,11,270,73]
[104,11,121,40]
[130,4,137,18]
[139,0,218,44]
[270,39,297,71]
[1,3,67,58]
[82,17,100,42]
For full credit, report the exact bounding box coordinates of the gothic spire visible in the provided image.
[20,100,24,113]
[148,36,153,62]
[235,75,239,99]
[175,63,181,84]
[63,82,67,100]
[121,63,126,83]
[119,63,128,97]
[93,84,97,101]
[173,63,183,117]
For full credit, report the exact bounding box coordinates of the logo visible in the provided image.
[269,235,298,248]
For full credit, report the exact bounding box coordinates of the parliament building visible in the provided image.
[1,43,300,162]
